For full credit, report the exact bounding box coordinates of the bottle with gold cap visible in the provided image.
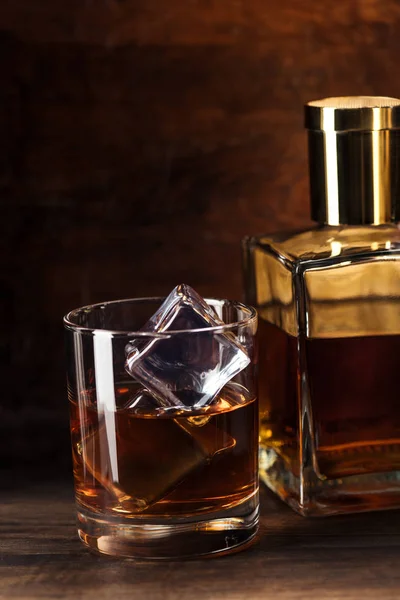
[243,96,400,516]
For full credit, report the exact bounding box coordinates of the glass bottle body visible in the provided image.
[244,224,400,515]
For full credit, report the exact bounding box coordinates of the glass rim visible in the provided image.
[63,296,257,336]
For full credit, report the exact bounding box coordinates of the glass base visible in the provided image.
[260,446,400,517]
[77,499,259,559]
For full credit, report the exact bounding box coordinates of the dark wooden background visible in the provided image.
[2,0,400,478]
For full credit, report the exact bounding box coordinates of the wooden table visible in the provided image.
[1,482,400,599]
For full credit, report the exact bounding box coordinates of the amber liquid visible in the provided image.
[70,384,258,518]
[258,318,400,480]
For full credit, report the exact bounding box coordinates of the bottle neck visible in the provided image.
[308,129,400,226]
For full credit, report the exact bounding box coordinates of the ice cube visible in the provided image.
[125,284,250,410]
[80,403,236,513]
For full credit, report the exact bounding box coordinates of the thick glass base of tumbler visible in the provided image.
[260,446,400,517]
[77,499,259,559]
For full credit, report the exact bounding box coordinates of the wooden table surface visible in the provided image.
[1,482,400,600]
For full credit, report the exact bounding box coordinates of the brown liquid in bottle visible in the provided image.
[258,318,400,480]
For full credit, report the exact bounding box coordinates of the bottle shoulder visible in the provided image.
[246,224,400,264]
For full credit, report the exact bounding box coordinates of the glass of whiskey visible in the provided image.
[64,294,258,558]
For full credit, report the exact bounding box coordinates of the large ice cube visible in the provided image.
[125,284,250,410]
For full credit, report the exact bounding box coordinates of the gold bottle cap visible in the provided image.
[305,96,400,225]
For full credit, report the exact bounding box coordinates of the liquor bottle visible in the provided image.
[243,97,400,515]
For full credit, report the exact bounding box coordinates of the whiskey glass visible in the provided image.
[64,297,258,559]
